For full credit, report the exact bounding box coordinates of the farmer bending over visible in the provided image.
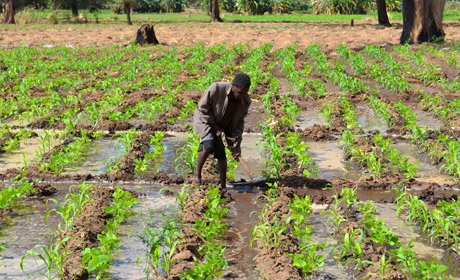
[192,73,251,189]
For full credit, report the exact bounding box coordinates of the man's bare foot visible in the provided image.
[192,176,201,186]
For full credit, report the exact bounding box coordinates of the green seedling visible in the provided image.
[363,254,396,280]
[21,235,74,280]
[174,127,199,176]
[250,215,287,256]
[160,185,190,211]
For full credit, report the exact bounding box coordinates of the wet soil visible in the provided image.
[3,29,460,279]
[61,186,116,279]
[167,186,217,279]
[28,183,58,197]
[251,185,304,279]
[334,202,406,280]
[221,190,261,279]
[109,132,151,181]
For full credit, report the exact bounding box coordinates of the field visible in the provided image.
[1,17,460,280]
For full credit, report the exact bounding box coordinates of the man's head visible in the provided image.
[231,73,251,101]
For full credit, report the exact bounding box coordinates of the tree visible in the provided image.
[1,0,15,24]
[124,0,132,24]
[47,0,105,18]
[210,0,222,22]
[400,0,445,44]
[108,0,136,25]
[377,0,391,26]
[71,0,78,16]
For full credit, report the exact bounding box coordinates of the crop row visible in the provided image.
[328,188,451,279]
[1,41,459,279]
[251,183,324,278]
[21,183,138,279]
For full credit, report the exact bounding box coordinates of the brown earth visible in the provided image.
[61,186,116,279]
[1,21,460,51]
[166,185,232,279]
[109,131,152,180]
[29,183,58,197]
[335,202,405,280]
[251,185,305,279]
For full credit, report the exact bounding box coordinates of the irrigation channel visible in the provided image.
[1,42,460,279]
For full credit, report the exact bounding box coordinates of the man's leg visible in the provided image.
[193,147,211,185]
[217,158,227,189]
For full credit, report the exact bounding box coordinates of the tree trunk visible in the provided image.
[400,0,445,44]
[1,0,14,24]
[210,0,222,22]
[377,0,391,26]
[71,0,78,17]
[124,2,132,25]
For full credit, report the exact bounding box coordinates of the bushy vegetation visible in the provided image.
[135,0,189,12]
[9,0,407,20]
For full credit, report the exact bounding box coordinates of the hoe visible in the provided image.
[221,133,267,187]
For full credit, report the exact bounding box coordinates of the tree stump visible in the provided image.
[400,0,445,44]
[135,24,159,45]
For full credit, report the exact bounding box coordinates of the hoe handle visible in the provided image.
[238,157,254,181]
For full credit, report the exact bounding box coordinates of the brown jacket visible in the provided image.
[193,82,251,139]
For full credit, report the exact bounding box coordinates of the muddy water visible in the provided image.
[0,138,40,172]
[0,118,29,127]
[0,182,178,280]
[64,140,121,174]
[308,142,361,181]
[295,107,326,128]
[234,134,264,181]
[156,133,186,177]
[104,184,176,279]
[356,104,388,132]
[0,184,69,279]
[311,210,352,280]
[412,108,443,130]
[220,188,261,279]
[392,143,453,184]
[65,132,185,176]
[375,204,460,279]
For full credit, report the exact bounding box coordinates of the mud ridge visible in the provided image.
[251,185,305,279]
[61,186,116,279]
[166,185,232,279]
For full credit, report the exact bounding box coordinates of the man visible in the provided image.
[192,73,251,189]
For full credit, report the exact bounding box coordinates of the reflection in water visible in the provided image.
[105,184,176,279]
[413,108,443,130]
[296,108,325,128]
[309,142,361,181]
[0,118,455,279]
[0,138,40,172]
[311,211,351,279]
[0,185,68,279]
[220,191,261,279]
[375,203,460,278]
[392,143,453,184]
[356,104,388,132]
[64,140,120,174]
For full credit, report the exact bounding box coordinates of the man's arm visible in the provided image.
[232,99,250,139]
[194,83,224,136]
[195,83,216,126]
[230,109,249,159]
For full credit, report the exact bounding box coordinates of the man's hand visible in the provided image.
[212,124,224,137]
[231,146,241,160]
